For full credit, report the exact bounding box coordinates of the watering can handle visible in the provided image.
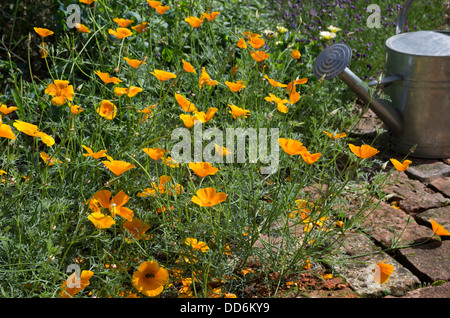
[396,0,415,34]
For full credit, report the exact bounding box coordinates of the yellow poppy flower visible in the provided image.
[108,28,133,39]
[188,162,219,178]
[228,104,250,119]
[185,238,210,252]
[0,121,16,140]
[102,159,136,177]
[182,59,196,74]
[194,107,217,123]
[94,70,122,85]
[34,27,54,38]
[61,270,94,298]
[96,100,117,120]
[13,120,54,146]
[151,69,177,81]
[214,143,232,156]
[390,158,412,172]
[278,138,307,155]
[198,67,218,88]
[114,87,129,97]
[191,187,227,207]
[93,189,134,221]
[185,16,205,28]
[87,212,115,229]
[349,144,380,159]
[44,80,74,106]
[132,261,169,297]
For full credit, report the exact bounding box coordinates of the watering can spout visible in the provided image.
[338,67,403,136]
[313,43,403,136]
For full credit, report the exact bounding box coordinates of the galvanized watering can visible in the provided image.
[313,0,450,158]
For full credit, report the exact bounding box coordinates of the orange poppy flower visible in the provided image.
[225,81,246,92]
[114,87,128,97]
[96,100,117,120]
[155,5,170,14]
[175,93,197,112]
[108,28,133,39]
[286,78,308,93]
[61,270,94,298]
[142,147,166,160]
[323,131,347,139]
[291,49,301,59]
[40,152,62,166]
[250,51,269,62]
[151,69,177,81]
[191,187,227,207]
[228,104,250,119]
[146,0,162,8]
[349,144,380,159]
[185,238,210,252]
[188,162,219,178]
[201,12,220,21]
[215,143,232,156]
[278,138,307,155]
[74,23,91,33]
[137,175,175,197]
[0,120,16,140]
[94,70,122,85]
[185,16,205,28]
[102,159,136,177]
[430,219,450,236]
[182,59,196,74]
[44,80,74,106]
[132,22,149,33]
[194,107,218,123]
[13,121,54,146]
[122,218,151,242]
[198,67,218,88]
[237,38,247,49]
[390,158,412,172]
[265,94,290,113]
[113,18,134,27]
[127,86,143,97]
[180,114,196,128]
[373,260,394,284]
[264,75,287,88]
[132,261,169,297]
[69,103,84,115]
[82,145,107,160]
[34,27,53,38]
[288,86,301,104]
[124,57,146,68]
[0,104,18,115]
[79,0,97,4]
[87,212,116,229]
[301,151,322,164]
[248,36,265,49]
[93,189,134,221]
[39,42,49,58]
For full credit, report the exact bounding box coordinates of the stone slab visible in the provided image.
[429,177,450,198]
[397,240,450,283]
[405,161,450,183]
[333,232,420,297]
[385,281,450,298]
[383,172,448,214]
[358,201,434,248]
[416,206,450,231]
